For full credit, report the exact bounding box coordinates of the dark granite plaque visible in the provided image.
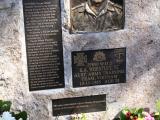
[23,0,64,91]
[72,48,126,87]
[52,94,106,116]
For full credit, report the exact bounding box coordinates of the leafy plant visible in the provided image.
[71,113,87,120]
[156,100,160,113]
[0,100,27,120]
[156,100,160,120]
[12,111,28,120]
[81,113,87,120]
[120,108,144,120]
[117,106,160,120]
[0,100,12,113]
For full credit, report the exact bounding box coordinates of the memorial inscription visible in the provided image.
[52,94,106,116]
[23,0,64,91]
[72,48,126,87]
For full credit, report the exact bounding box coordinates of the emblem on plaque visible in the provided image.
[114,48,125,63]
[115,53,125,63]
[93,51,106,62]
[72,48,126,87]
[74,53,87,66]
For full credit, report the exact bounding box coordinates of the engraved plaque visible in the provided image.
[72,48,126,87]
[52,94,106,116]
[70,0,125,33]
[23,0,64,91]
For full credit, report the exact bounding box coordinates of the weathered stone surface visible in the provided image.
[0,0,160,120]
[0,0,15,10]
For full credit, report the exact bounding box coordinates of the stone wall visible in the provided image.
[0,0,160,120]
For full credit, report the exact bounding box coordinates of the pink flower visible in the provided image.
[144,115,155,120]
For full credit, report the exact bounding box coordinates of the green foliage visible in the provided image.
[71,113,87,120]
[0,100,12,112]
[156,100,160,112]
[120,108,144,120]
[120,108,128,120]
[12,111,28,120]
[136,108,143,118]
[156,100,160,120]
[120,110,126,120]
[81,113,87,120]
[0,100,27,120]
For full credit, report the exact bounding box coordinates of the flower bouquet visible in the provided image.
[71,113,87,120]
[0,100,27,120]
[115,100,160,120]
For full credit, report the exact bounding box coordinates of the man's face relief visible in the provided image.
[90,0,105,7]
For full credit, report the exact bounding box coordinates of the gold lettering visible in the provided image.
[88,66,112,71]
[88,72,101,76]
[74,73,86,78]
[79,68,87,72]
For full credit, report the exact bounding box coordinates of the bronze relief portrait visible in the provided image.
[70,0,125,33]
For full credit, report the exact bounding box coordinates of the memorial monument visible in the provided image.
[0,0,160,119]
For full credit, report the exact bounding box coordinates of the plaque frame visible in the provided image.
[70,0,125,34]
[72,48,126,88]
[23,0,65,91]
[52,94,106,116]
